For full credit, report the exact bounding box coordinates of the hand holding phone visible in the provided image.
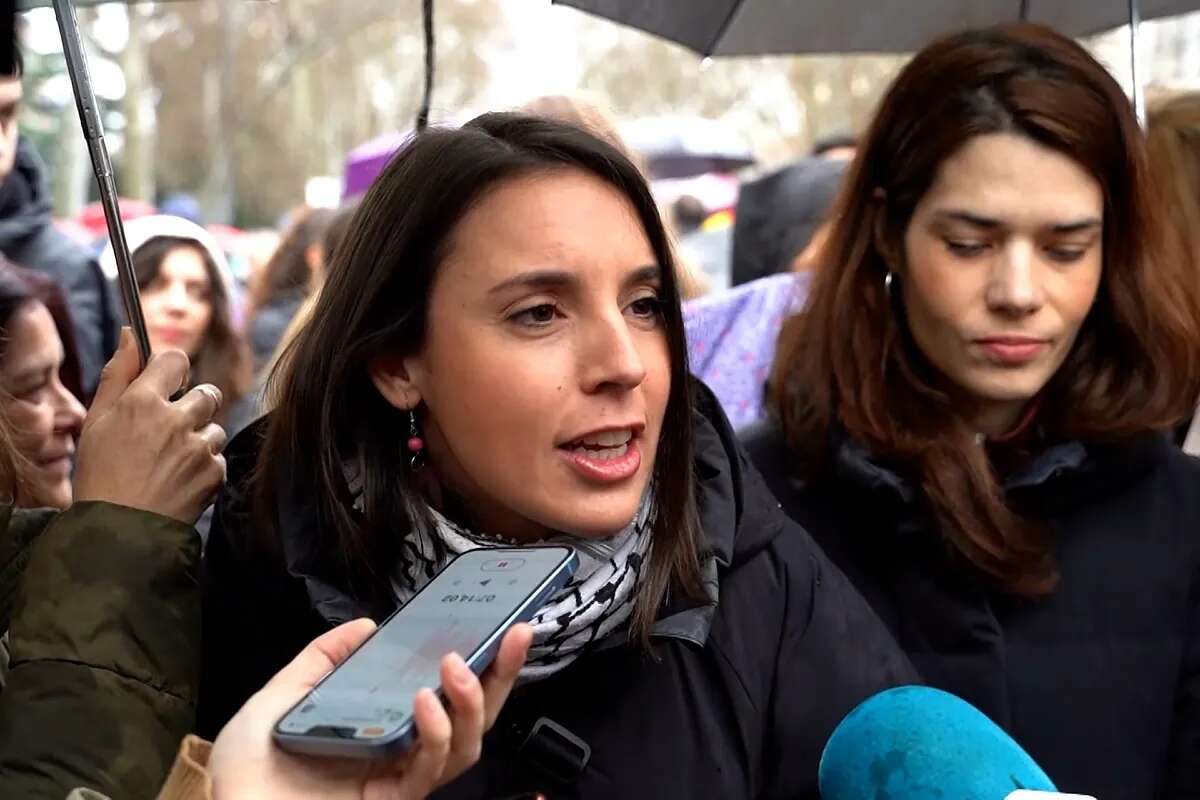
[274,546,577,759]
[208,618,533,799]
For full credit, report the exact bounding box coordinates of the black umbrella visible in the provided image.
[554,0,1200,124]
[552,0,1198,56]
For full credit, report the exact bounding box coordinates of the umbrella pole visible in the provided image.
[1129,0,1145,126]
[416,0,434,131]
[51,0,152,368]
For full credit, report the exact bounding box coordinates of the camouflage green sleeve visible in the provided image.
[0,505,58,640]
[0,501,202,800]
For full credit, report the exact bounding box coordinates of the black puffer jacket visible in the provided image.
[743,420,1200,800]
[198,385,916,798]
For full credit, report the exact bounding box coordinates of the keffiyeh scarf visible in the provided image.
[390,498,653,681]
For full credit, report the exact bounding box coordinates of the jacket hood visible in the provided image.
[98,214,234,292]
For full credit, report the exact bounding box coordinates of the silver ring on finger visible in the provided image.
[193,384,224,422]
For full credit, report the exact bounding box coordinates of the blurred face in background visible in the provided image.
[0,77,22,182]
[140,242,215,358]
[0,301,86,508]
[900,133,1104,435]
[372,169,671,542]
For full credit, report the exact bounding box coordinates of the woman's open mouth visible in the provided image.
[559,427,642,483]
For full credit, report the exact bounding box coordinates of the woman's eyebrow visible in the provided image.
[488,270,576,296]
[623,265,662,288]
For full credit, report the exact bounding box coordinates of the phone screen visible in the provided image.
[277,547,574,741]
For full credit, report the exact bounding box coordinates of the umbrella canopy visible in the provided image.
[553,0,1200,56]
[342,130,413,201]
[620,115,755,179]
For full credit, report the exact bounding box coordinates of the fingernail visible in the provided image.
[119,326,132,349]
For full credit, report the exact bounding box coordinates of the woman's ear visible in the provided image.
[368,354,423,410]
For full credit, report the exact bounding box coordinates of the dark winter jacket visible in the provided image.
[0,137,119,397]
[197,385,917,798]
[742,420,1200,800]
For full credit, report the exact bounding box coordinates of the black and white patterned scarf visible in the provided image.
[389,497,653,681]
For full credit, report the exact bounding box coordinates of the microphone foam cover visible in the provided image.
[818,686,1057,799]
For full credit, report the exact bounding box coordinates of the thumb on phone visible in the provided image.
[87,327,140,422]
[270,618,378,693]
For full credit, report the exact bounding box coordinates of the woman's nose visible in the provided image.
[579,316,648,395]
[51,378,86,435]
[986,239,1044,316]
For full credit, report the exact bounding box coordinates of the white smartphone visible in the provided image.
[273,546,578,759]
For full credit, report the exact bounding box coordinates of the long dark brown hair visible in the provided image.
[259,113,704,640]
[133,237,252,422]
[772,24,1200,596]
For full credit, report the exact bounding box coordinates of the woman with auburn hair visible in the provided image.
[744,24,1200,799]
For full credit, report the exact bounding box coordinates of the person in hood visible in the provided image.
[100,216,252,433]
[743,25,1200,800]
[0,50,118,399]
[197,113,915,799]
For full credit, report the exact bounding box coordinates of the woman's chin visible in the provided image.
[22,478,72,510]
[542,496,647,539]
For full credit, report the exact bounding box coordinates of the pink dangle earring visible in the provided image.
[407,409,426,471]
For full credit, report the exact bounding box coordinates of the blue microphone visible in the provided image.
[818,686,1058,799]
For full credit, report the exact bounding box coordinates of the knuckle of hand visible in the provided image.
[160,349,189,375]
[125,389,162,421]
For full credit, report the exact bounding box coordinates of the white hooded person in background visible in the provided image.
[100,216,254,437]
